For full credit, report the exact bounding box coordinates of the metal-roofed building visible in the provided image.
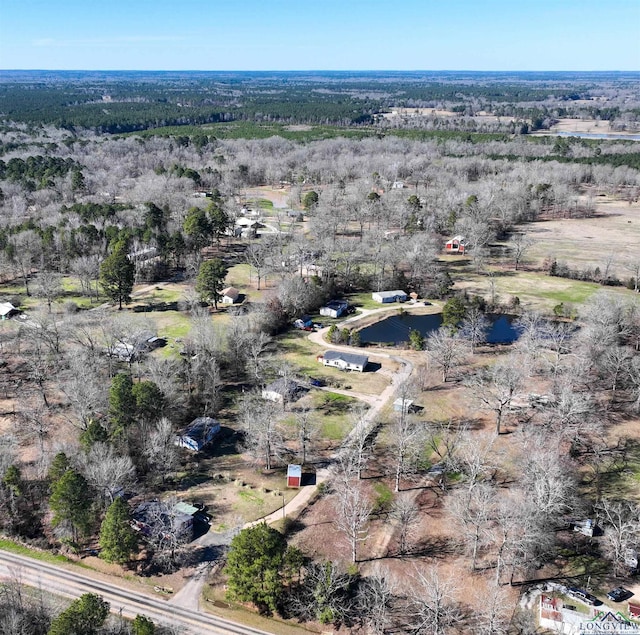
[319,350,369,373]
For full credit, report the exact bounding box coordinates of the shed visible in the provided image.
[445,235,468,254]
[0,303,19,319]
[371,290,407,304]
[262,379,300,403]
[319,350,369,373]
[320,299,348,318]
[630,602,640,619]
[287,464,302,488]
[393,398,414,413]
[175,417,221,452]
[221,287,240,304]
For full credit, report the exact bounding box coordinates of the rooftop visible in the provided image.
[323,350,369,366]
[374,290,407,298]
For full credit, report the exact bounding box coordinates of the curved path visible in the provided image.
[173,307,419,610]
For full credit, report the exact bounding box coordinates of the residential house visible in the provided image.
[320,299,348,318]
[293,315,314,329]
[371,290,407,304]
[131,500,194,540]
[445,235,468,254]
[175,417,221,452]
[220,287,240,304]
[262,379,300,404]
[287,464,302,488]
[319,350,369,373]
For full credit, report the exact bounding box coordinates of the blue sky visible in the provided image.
[1,0,638,71]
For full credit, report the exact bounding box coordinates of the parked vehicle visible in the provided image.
[566,587,599,606]
[607,587,631,602]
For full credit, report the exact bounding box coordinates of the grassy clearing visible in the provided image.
[247,198,274,210]
[310,391,358,440]
[346,291,385,311]
[278,330,391,396]
[452,268,606,311]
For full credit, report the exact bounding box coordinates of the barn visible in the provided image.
[287,464,302,488]
[445,235,468,254]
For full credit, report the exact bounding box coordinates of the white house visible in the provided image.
[220,287,240,304]
[319,350,369,373]
[262,379,300,403]
[371,290,407,304]
[320,299,348,318]
[175,417,221,452]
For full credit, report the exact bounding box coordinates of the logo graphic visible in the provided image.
[580,611,640,634]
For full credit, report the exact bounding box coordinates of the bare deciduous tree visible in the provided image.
[425,328,468,382]
[596,499,640,576]
[356,564,396,635]
[334,474,372,563]
[80,442,135,506]
[465,354,526,435]
[143,417,179,484]
[405,567,462,635]
[238,392,284,470]
[390,494,420,556]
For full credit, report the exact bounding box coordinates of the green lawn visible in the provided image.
[452,269,612,311]
[278,330,392,395]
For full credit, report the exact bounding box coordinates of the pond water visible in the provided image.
[537,131,640,141]
[358,312,522,345]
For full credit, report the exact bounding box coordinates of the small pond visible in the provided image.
[358,312,522,346]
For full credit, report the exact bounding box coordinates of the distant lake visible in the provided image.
[539,131,640,141]
[358,313,522,345]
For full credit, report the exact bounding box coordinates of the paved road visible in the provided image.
[0,551,274,635]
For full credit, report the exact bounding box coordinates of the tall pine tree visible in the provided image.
[100,240,134,309]
[99,498,137,564]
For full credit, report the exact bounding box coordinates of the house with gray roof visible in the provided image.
[371,290,407,303]
[319,350,369,373]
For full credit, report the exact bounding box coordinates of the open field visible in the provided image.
[523,197,640,279]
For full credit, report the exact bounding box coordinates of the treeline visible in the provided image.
[2,72,638,133]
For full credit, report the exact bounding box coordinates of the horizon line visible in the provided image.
[1,68,639,73]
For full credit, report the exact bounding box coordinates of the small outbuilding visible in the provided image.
[372,290,407,304]
[319,350,369,373]
[320,299,348,318]
[445,235,468,254]
[220,287,240,304]
[175,417,221,452]
[0,303,20,319]
[262,379,300,404]
[393,398,414,413]
[287,464,302,488]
